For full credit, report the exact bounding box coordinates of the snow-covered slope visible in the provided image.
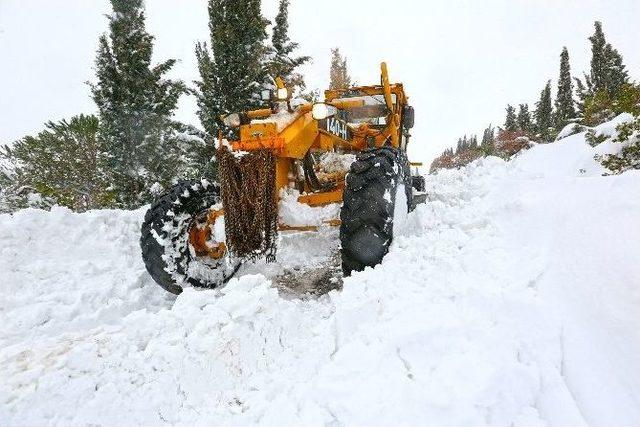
[1,122,639,426]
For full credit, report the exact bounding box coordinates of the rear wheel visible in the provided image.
[140,179,240,295]
[339,147,412,276]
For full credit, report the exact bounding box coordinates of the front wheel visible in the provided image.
[339,147,412,276]
[140,179,240,295]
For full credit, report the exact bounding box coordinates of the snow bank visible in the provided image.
[513,113,636,178]
[1,116,639,426]
[278,188,340,227]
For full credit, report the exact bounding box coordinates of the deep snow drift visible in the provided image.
[1,122,639,426]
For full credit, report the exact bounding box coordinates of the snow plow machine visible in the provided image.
[140,62,425,294]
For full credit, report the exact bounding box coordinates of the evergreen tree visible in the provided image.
[481,124,495,154]
[455,137,462,154]
[91,0,187,208]
[589,21,608,93]
[0,115,111,212]
[504,104,517,131]
[469,135,478,149]
[195,0,269,138]
[554,47,575,128]
[587,21,629,97]
[574,77,589,116]
[516,104,533,133]
[603,43,629,96]
[535,80,554,140]
[329,48,352,89]
[268,0,311,93]
[600,114,640,174]
[172,122,218,179]
[572,21,631,125]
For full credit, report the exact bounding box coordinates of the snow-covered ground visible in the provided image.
[1,122,639,426]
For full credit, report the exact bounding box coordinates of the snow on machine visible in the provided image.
[140,63,425,294]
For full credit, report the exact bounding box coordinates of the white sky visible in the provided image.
[0,0,638,163]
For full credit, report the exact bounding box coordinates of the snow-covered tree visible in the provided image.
[516,104,533,134]
[195,0,269,138]
[268,0,310,93]
[469,135,478,149]
[481,124,495,154]
[504,105,517,131]
[91,0,186,208]
[589,21,608,94]
[0,115,111,212]
[603,43,629,97]
[329,48,352,89]
[574,77,589,115]
[578,21,630,112]
[554,47,575,128]
[535,81,554,140]
[596,114,640,174]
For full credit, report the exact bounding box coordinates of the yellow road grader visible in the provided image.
[140,63,425,294]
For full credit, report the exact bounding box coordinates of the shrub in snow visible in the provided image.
[0,115,112,212]
[556,123,588,141]
[429,148,483,173]
[598,114,640,174]
[582,84,640,127]
[430,128,533,174]
[495,129,532,157]
[149,182,165,196]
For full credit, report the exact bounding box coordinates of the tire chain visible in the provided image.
[218,147,278,262]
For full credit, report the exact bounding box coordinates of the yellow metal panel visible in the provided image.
[240,122,278,140]
[316,132,337,151]
[330,99,365,109]
[279,111,318,159]
[275,157,291,192]
[278,219,341,232]
[246,108,272,119]
[297,188,343,207]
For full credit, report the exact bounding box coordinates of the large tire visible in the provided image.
[140,179,240,295]
[340,147,412,276]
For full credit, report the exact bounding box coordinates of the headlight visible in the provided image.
[260,89,272,101]
[276,88,289,100]
[312,103,337,120]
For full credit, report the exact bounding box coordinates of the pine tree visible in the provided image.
[455,137,462,154]
[589,21,608,93]
[91,0,186,208]
[574,77,589,116]
[554,47,575,129]
[600,114,640,174]
[0,115,111,212]
[504,105,517,131]
[195,0,269,138]
[587,21,629,97]
[516,104,533,133]
[535,80,554,140]
[329,48,352,89]
[481,124,495,154]
[469,135,478,149]
[268,0,311,93]
[603,43,629,96]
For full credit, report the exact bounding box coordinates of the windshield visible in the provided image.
[333,94,396,126]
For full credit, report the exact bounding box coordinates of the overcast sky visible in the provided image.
[1,0,638,163]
